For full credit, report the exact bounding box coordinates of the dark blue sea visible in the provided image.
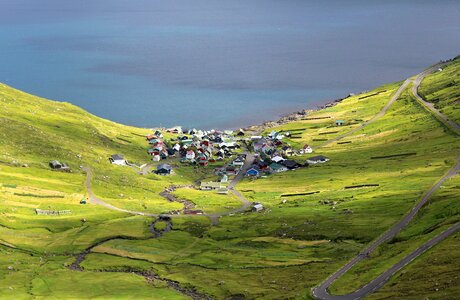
[1,0,459,129]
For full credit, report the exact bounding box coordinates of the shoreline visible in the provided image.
[242,94,351,133]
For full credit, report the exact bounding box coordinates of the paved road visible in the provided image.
[312,63,460,299]
[312,159,460,300]
[412,64,460,134]
[83,153,256,223]
[313,222,460,300]
[319,79,411,148]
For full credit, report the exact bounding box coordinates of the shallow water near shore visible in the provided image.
[1,0,459,129]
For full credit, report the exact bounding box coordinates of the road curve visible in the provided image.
[313,222,460,300]
[319,79,411,148]
[312,63,460,299]
[83,153,255,223]
[312,159,460,300]
[412,64,460,134]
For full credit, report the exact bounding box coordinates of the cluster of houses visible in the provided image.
[145,126,243,167]
[214,154,247,178]
[243,130,331,178]
[251,131,313,157]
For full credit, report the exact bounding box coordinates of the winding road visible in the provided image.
[412,64,460,133]
[81,63,459,299]
[83,153,255,224]
[312,63,460,299]
[319,78,411,148]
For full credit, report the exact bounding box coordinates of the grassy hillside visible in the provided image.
[0,57,459,299]
[418,56,460,124]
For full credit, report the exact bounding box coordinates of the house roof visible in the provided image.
[281,159,299,168]
[269,162,287,170]
[308,155,329,161]
[247,168,260,174]
[111,154,124,161]
[271,155,285,163]
[200,181,222,188]
[157,163,172,171]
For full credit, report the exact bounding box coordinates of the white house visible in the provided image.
[232,156,245,166]
[186,150,196,160]
[109,154,127,166]
[152,155,161,162]
[271,155,285,163]
[220,142,236,148]
[306,155,329,164]
[300,145,313,154]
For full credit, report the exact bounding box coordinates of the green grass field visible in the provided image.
[0,57,459,299]
[418,56,460,124]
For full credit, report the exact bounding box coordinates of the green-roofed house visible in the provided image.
[269,163,288,173]
[335,120,345,126]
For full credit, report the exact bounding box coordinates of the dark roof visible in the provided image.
[111,154,124,160]
[269,163,286,170]
[157,163,172,171]
[308,155,329,161]
[281,159,299,169]
[49,160,62,168]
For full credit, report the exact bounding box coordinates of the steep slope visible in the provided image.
[418,56,460,124]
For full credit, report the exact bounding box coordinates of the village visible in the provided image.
[103,125,328,213]
[47,124,331,216]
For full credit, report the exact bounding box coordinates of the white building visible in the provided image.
[109,154,127,166]
[252,203,264,212]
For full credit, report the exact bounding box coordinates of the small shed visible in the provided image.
[49,160,62,169]
[109,154,127,166]
[252,203,264,212]
[49,160,70,171]
[156,163,172,175]
[335,120,345,126]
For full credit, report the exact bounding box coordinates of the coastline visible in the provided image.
[242,94,351,133]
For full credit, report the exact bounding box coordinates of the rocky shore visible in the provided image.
[243,95,351,133]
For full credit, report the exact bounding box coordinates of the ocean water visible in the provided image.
[1,0,459,129]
